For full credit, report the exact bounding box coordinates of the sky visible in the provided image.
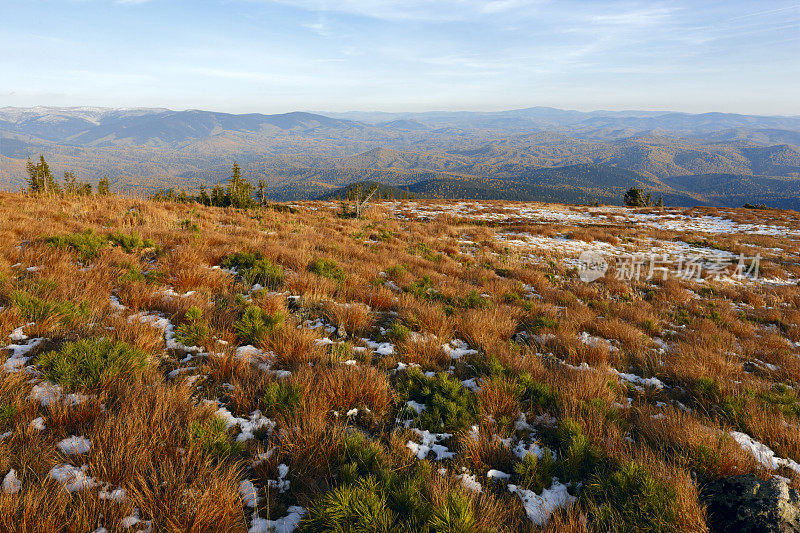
[1,0,799,115]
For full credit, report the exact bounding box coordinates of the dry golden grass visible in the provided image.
[1,193,799,532]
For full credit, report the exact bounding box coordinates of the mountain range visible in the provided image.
[1,106,799,208]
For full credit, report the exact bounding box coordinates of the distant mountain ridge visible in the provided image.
[1,105,799,209]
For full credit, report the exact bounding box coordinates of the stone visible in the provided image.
[702,474,800,532]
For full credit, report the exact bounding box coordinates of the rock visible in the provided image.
[702,474,800,532]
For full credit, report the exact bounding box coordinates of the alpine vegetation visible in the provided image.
[2,192,800,532]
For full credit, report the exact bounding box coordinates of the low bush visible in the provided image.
[309,257,345,281]
[12,291,90,328]
[583,461,678,533]
[234,305,284,344]
[553,418,605,481]
[303,477,396,532]
[37,338,149,391]
[514,449,557,493]
[0,403,18,428]
[397,369,477,432]
[188,417,244,461]
[304,433,479,532]
[221,251,284,288]
[45,229,106,261]
[261,381,301,419]
[107,231,158,253]
[174,306,209,347]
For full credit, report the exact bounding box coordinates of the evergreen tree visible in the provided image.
[655,196,664,207]
[257,179,266,206]
[211,184,227,207]
[25,155,59,194]
[198,185,211,206]
[97,175,110,196]
[63,171,77,195]
[227,161,253,208]
[623,186,649,207]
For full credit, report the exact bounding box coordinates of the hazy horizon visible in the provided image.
[2,104,799,119]
[2,1,799,115]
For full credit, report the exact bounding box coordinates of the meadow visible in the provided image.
[1,193,799,532]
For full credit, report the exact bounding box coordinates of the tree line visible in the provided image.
[25,155,110,196]
[150,162,267,208]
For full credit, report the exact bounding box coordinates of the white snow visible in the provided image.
[248,506,305,533]
[406,400,426,414]
[461,378,481,392]
[578,332,617,352]
[266,464,290,493]
[215,407,276,442]
[29,382,88,407]
[57,435,92,455]
[3,337,45,372]
[99,485,128,502]
[508,480,577,526]
[235,345,265,361]
[611,369,665,390]
[109,295,126,311]
[8,324,31,342]
[29,417,45,430]
[120,508,152,531]
[361,338,395,355]
[406,429,454,460]
[48,464,99,492]
[456,470,482,493]
[2,469,21,494]
[240,480,259,507]
[731,431,800,475]
[513,439,548,460]
[442,339,477,360]
[487,469,511,481]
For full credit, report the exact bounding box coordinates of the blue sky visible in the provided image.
[1,0,799,114]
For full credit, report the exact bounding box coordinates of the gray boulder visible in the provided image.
[703,474,800,532]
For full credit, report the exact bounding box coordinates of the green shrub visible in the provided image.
[406,275,434,299]
[398,369,477,432]
[221,252,284,288]
[179,218,200,232]
[0,404,17,428]
[309,258,345,281]
[517,374,557,412]
[107,231,157,253]
[37,338,149,391]
[428,490,479,533]
[458,290,488,309]
[261,381,301,419]
[583,461,678,533]
[384,265,406,279]
[45,230,107,261]
[119,264,147,283]
[531,315,559,331]
[553,418,604,481]
[503,292,521,304]
[303,477,396,532]
[174,306,209,347]
[758,383,800,417]
[385,321,410,343]
[234,305,284,344]
[12,291,90,328]
[514,449,556,493]
[188,417,244,461]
